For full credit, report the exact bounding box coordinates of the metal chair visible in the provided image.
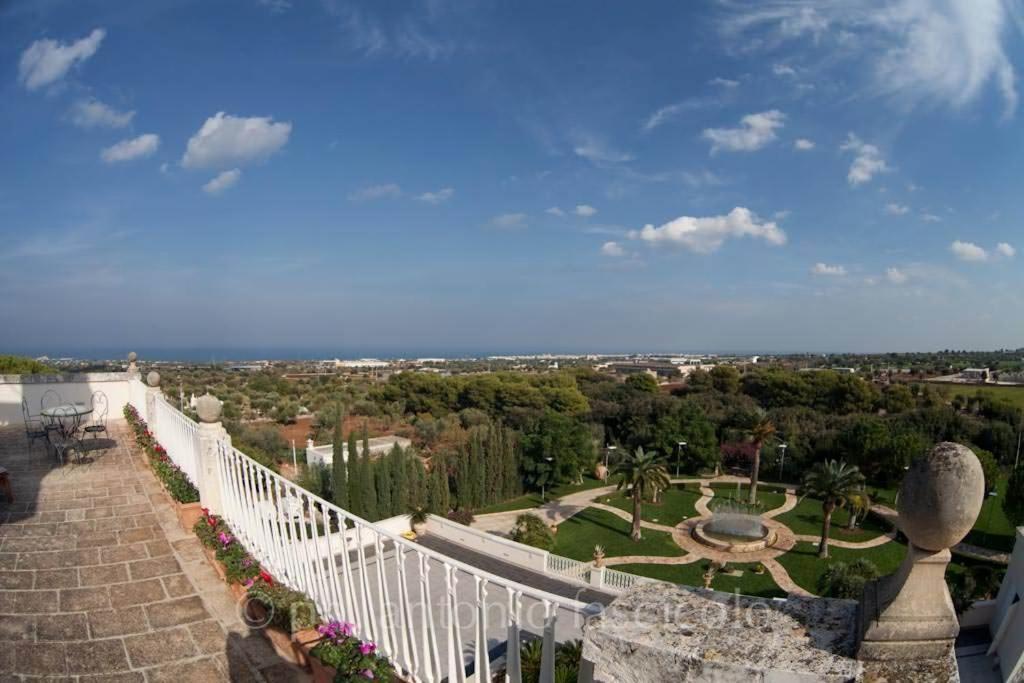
[50,432,85,467]
[83,391,108,439]
[39,389,63,435]
[21,398,48,451]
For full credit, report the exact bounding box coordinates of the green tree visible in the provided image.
[388,444,408,514]
[801,459,866,558]
[818,558,880,598]
[331,410,348,510]
[625,373,659,393]
[1004,465,1024,527]
[613,447,669,541]
[359,427,378,520]
[0,355,55,374]
[746,416,776,504]
[346,430,361,516]
[375,451,393,517]
[510,513,555,551]
[521,411,595,487]
[709,365,740,394]
[428,452,451,514]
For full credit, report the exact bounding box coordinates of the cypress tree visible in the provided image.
[455,446,471,510]
[504,426,521,500]
[390,445,408,513]
[346,430,361,517]
[428,452,451,514]
[407,456,426,509]
[375,451,393,517]
[331,409,348,510]
[360,443,378,521]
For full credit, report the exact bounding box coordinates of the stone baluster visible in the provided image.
[144,371,160,429]
[195,393,229,516]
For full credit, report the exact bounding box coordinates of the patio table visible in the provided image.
[40,403,93,437]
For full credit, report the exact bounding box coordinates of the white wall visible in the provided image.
[991,528,1024,680]
[0,373,132,427]
[426,514,550,571]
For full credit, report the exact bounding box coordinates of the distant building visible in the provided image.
[959,368,990,382]
[603,361,681,381]
[333,358,390,369]
[305,435,412,467]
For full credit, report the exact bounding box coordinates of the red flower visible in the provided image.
[259,570,274,586]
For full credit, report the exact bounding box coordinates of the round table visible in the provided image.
[40,403,93,437]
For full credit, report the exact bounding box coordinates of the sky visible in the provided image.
[2,0,1024,358]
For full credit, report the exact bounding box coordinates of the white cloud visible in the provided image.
[545,207,565,217]
[575,204,598,217]
[416,187,454,204]
[489,213,527,229]
[721,1,1019,118]
[709,77,739,88]
[100,134,160,163]
[642,96,722,132]
[627,207,786,254]
[886,267,908,285]
[69,98,134,129]
[601,241,625,257]
[702,110,785,154]
[203,169,241,195]
[18,28,105,91]
[840,133,890,186]
[885,202,910,215]
[794,138,815,150]
[772,63,797,77]
[950,240,988,262]
[921,212,942,223]
[181,112,291,169]
[573,135,633,165]
[348,183,402,201]
[336,5,455,61]
[811,262,846,276]
[996,242,1016,258]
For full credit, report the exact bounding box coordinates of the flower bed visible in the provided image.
[310,620,396,682]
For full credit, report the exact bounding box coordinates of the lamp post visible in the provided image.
[676,441,687,478]
[777,443,788,481]
[604,444,617,468]
[541,455,554,502]
[982,490,998,547]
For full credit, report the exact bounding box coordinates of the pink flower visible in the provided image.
[360,670,374,679]
[217,532,233,546]
[359,641,376,656]
[244,578,254,588]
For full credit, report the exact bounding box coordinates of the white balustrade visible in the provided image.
[128,378,149,422]
[544,554,592,583]
[214,439,593,683]
[150,394,201,486]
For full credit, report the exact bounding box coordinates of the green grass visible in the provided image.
[550,476,610,498]
[776,540,907,595]
[476,493,546,515]
[954,385,1024,410]
[596,484,703,527]
[613,561,785,599]
[962,473,1017,552]
[708,483,788,512]
[552,507,685,561]
[774,496,889,542]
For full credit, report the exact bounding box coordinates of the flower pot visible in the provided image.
[310,656,337,683]
[176,501,204,532]
[202,546,228,583]
[229,582,248,601]
[411,522,426,537]
[594,463,609,481]
[291,628,321,669]
[263,625,302,665]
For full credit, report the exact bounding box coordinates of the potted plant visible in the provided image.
[246,575,320,666]
[408,506,429,537]
[592,545,605,568]
[753,562,766,575]
[309,620,395,683]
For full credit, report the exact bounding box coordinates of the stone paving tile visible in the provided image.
[0,425,301,681]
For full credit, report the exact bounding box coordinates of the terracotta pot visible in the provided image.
[411,522,426,537]
[309,656,337,683]
[176,501,204,532]
[291,628,321,669]
[594,463,609,481]
[202,546,229,583]
[263,625,302,665]
[229,582,248,601]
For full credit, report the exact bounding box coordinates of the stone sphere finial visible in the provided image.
[146,371,161,387]
[898,442,984,552]
[128,351,137,363]
[196,393,222,423]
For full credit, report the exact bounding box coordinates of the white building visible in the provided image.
[305,435,412,466]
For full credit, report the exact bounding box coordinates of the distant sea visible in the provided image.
[7,346,765,363]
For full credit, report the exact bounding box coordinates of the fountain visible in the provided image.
[692,496,777,552]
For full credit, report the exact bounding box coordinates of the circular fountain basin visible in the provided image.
[693,517,777,553]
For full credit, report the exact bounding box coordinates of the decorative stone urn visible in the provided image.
[195,393,222,424]
[857,442,985,662]
[146,371,160,387]
[594,463,609,481]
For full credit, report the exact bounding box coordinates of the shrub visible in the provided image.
[510,513,555,551]
[446,508,475,526]
[193,510,260,585]
[310,621,395,681]
[817,558,880,599]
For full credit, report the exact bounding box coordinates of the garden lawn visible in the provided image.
[963,473,1016,552]
[477,493,545,515]
[775,496,889,542]
[709,483,787,513]
[596,484,703,527]
[776,540,907,595]
[613,562,785,599]
[552,508,685,562]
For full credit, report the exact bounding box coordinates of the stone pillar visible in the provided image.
[589,566,606,588]
[858,442,985,663]
[127,351,140,379]
[144,371,160,427]
[195,393,229,516]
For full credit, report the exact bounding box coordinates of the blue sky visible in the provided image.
[2,0,1023,357]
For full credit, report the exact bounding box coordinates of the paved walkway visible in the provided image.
[0,425,304,682]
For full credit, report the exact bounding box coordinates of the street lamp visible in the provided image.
[541,455,554,502]
[676,441,687,478]
[777,443,788,481]
[604,444,617,468]
[982,490,998,547]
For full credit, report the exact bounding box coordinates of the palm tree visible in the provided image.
[746,417,776,505]
[801,459,866,558]
[846,491,872,530]
[613,447,669,541]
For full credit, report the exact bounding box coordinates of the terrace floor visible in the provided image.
[0,425,305,682]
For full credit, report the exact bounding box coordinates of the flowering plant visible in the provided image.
[192,512,260,585]
[246,575,318,634]
[123,405,198,504]
[310,620,394,681]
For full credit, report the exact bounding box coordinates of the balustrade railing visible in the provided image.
[544,554,592,584]
[215,439,593,683]
[151,393,201,486]
[601,566,655,592]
